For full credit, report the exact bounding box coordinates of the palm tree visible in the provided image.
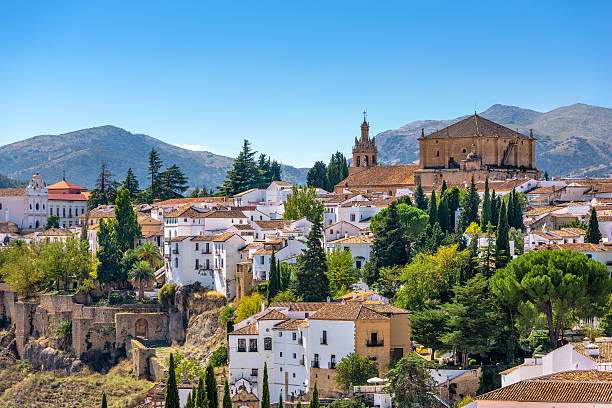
[135,241,162,270]
[129,260,155,300]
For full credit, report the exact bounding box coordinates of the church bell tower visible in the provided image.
[350,112,378,175]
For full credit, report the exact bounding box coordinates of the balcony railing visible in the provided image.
[201,250,212,254]
[328,362,336,369]
[249,347,258,352]
[311,360,320,368]
[172,249,179,254]
[237,347,246,352]
[297,337,303,345]
[300,357,305,366]
[366,339,384,347]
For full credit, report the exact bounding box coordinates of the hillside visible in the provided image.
[376,103,612,177]
[0,175,25,189]
[0,126,309,190]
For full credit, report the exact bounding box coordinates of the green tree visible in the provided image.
[44,215,60,230]
[235,292,265,322]
[267,251,280,303]
[293,212,329,301]
[101,392,108,408]
[196,375,208,408]
[490,190,499,228]
[445,186,461,231]
[123,167,140,199]
[326,247,358,298]
[186,392,193,408]
[442,274,500,368]
[327,152,349,189]
[414,184,428,211]
[437,195,451,233]
[480,177,491,227]
[385,354,437,408]
[307,161,329,191]
[256,154,272,188]
[147,148,164,201]
[96,219,122,298]
[114,185,141,251]
[135,241,163,270]
[222,379,231,408]
[369,204,428,241]
[278,392,283,408]
[495,200,510,268]
[190,187,201,198]
[543,171,550,181]
[262,362,270,408]
[410,308,449,360]
[457,176,480,231]
[205,364,218,408]
[309,382,319,408]
[491,250,612,346]
[586,207,602,244]
[130,260,155,300]
[334,352,378,391]
[283,185,324,223]
[427,190,438,226]
[220,139,258,196]
[165,353,180,408]
[160,164,189,200]
[88,162,116,209]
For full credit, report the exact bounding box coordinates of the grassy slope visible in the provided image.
[0,359,152,408]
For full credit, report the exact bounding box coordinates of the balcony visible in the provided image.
[297,337,303,345]
[311,360,320,368]
[237,347,246,353]
[172,249,179,254]
[366,339,384,347]
[328,362,336,369]
[201,250,212,255]
[249,347,258,352]
[300,357,305,366]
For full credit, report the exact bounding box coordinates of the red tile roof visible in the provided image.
[425,114,531,140]
[0,188,26,197]
[47,179,87,192]
[309,303,388,321]
[48,193,88,201]
[335,165,418,189]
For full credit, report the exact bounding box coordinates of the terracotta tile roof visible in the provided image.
[359,303,410,314]
[86,205,116,219]
[528,186,566,195]
[531,230,562,240]
[48,193,88,201]
[340,199,392,207]
[0,188,26,197]
[38,227,74,237]
[533,243,612,252]
[138,214,161,225]
[548,229,580,238]
[588,184,612,194]
[309,303,388,321]
[524,206,562,216]
[229,322,258,335]
[231,224,255,230]
[191,232,237,242]
[169,235,192,242]
[425,114,531,140]
[562,227,586,235]
[572,342,612,363]
[0,221,18,234]
[253,220,294,230]
[204,210,246,219]
[232,391,259,402]
[273,318,302,330]
[327,236,374,244]
[269,302,328,311]
[477,370,612,402]
[47,179,87,191]
[335,165,418,189]
[270,180,293,186]
[154,196,231,206]
[254,309,288,321]
[321,194,359,204]
[253,248,275,255]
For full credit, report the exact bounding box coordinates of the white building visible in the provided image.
[46,179,88,228]
[251,238,306,281]
[165,232,246,299]
[325,236,374,269]
[0,173,48,230]
[526,227,585,250]
[324,221,361,243]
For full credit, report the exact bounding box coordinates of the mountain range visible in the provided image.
[0,126,309,190]
[375,103,612,178]
[0,103,609,191]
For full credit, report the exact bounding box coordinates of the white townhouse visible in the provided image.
[252,220,294,241]
[0,173,48,230]
[226,224,256,244]
[324,221,361,243]
[229,302,412,403]
[337,200,389,228]
[165,232,246,299]
[324,236,374,269]
[251,238,307,280]
[526,227,585,250]
[232,206,271,223]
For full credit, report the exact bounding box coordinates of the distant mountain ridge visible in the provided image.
[375,103,612,177]
[0,126,309,190]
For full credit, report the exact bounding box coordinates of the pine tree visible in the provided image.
[190,187,201,198]
[148,148,164,200]
[428,190,438,226]
[496,200,510,268]
[465,232,480,283]
[101,393,108,408]
[114,186,141,252]
[199,186,209,197]
[122,167,140,199]
[480,177,491,227]
[310,382,319,408]
[256,154,272,188]
[270,160,282,182]
[306,161,329,191]
[586,207,602,244]
[267,250,280,302]
[222,379,232,408]
[196,376,208,408]
[262,362,270,408]
[414,184,428,211]
[205,364,218,408]
[220,139,258,196]
[293,212,329,301]
[490,190,498,228]
[160,164,189,200]
[544,171,550,181]
[165,353,180,408]
[327,152,349,189]
[458,176,481,231]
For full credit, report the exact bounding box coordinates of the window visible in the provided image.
[238,339,246,352]
[436,151,440,157]
[195,259,199,269]
[305,313,309,318]
[279,331,283,337]
[260,256,265,265]
[264,337,272,350]
[251,368,258,377]
[249,339,258,352]
[195,243,199,251]
[350,214,356,222]
[330,229,333,234]
[292,332,297,341]
[293,373,296,378]
[174,258,178,268]
[280,352,283,357]
[293,353,296,359]
[36,203,39,210]
[462,148,467,154]
[321,330,327,345]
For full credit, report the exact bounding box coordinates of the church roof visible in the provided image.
[47,179,87,192]
[335,165,418,189]
[423,114,531,140]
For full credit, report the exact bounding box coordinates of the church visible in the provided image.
[335,113,541,195]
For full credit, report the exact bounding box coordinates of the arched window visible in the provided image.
[436,151,440,157]
[356,156,360,167]
[36,203,39,211]
[372,156,376,165]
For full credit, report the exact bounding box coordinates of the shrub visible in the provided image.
[209,345,228,367]
[220,306,236,326]
[235,292,265,322]
[55,320,72,337]
[159,283,177,307]
[456,395,474,408]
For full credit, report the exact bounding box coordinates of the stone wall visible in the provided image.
[115,312,169,349]
[72,318,117,359]
[131,339,157,380]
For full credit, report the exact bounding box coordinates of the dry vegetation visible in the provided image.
[0,359,152,408]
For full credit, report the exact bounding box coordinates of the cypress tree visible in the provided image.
[368,202,410,281]
[267,250,280,302]
[496,201,510,268]
[438,196,451,233]
[114,185,141,252]
[446,186,460,231]
[467,176,480,225]
[205,364,218,408]
[490,190,498,228]
[310,382,319,408]
[414,184,428,211]
[165,353,180,408]
[191,386,197,408]
[296,400,302,408]
[186,392,193,408]
[101,393,108,408]
[585,207,602,244]
[480,177,491,227]
[123,167,140,199]
[512,189,525,231]
[278,392,284,408]
[293,212,329,301]
[440,180,448,197]
[222,379,232,408]
[196,376,208,408]
[262,362,270,408]
[428,190,438,226]
[147,148,164,201]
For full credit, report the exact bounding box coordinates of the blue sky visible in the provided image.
[1,1,611,167]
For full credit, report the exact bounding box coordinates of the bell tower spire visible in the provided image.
[360,110,369,141]
[351,111,378,176]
